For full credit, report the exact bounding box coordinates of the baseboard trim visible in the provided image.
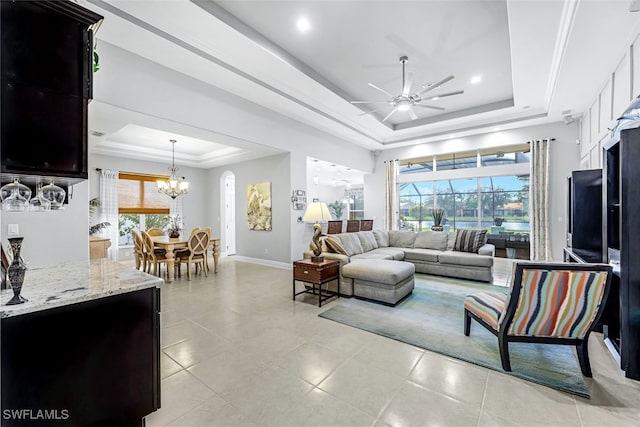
[233,256,292,270]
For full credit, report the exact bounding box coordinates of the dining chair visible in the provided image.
[346,220,360,233]
[132,230,146,271]
[175,230,209,280]
[464,262,613,376]
[327,220,343,234]
[360,219,374,231]
[141,231,169,277]
[146,227,164,237]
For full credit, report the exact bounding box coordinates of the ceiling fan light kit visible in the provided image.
[352,56,463,122]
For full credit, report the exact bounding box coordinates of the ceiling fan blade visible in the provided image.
[417,75,454,96]
[414,104,446,111]
[421,90,464,100]
[350,101,390,104]
[359,106,390,116]
[382,107,399,122]
[368,82,394,98]
[402,72,413,97]
[408,107,418,120]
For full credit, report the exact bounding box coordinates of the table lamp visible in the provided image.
[303,202,331,262]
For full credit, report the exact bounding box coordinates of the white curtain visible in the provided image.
[384,159,399,230]
[530,138,552,261]
[99,169,119,261]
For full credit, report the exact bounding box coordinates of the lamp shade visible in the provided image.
[303,202,331,222]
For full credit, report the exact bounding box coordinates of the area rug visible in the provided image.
[319,274,591,398]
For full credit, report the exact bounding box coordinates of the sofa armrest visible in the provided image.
[478,243,495,257]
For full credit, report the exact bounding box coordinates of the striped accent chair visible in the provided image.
[464,262,612,377]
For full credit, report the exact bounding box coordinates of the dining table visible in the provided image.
[151,235,220,283]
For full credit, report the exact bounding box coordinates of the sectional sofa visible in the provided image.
[303,229,495,297]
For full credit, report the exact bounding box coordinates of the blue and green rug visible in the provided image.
[319,274,591,398]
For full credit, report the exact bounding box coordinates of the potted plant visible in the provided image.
[328,200,345,220]
[89,198,111,236]
[431,207,445,231]
[493,217,505,226]
[167,215,183,238]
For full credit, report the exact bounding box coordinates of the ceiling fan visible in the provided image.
[351,56,463,122]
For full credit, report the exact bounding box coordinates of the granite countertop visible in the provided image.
[0,259,163,318]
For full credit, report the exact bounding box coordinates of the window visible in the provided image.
[399,144,530,176]
[345,188,364,220]
[118,173,170,246]
[399,176,530,233]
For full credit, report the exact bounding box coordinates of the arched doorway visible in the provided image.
[221,171,236,255]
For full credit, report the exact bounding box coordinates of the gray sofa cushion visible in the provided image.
[446,232,456,251]
[356,231,378,252]
[373,230,389,247]
[389,231,417,248]
[438,251,494,267]
[414,231,448,250]
[343,259,415,285]
[362,247,405,260]
[351,252,395,260]
[337,233,364,255]
[403,248,441,263]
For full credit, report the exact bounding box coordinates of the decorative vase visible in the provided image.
[431,225,444,231]
[6,237,28,305]
[168,230,180,239]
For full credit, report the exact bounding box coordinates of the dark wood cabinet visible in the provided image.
[1,287,161,426]
[0,0,102,183]
[603,127,640,380]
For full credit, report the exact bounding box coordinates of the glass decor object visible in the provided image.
[29,184,51,211]
[41,182,66,209]
[0,178,31,211]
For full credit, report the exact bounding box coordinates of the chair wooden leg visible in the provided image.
[464,309,471,336]
[203,260,208,277]
[576,340,593,377]
[498,335,511,371]
[187,262,192,281]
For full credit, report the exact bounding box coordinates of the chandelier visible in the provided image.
[157,139,189,199]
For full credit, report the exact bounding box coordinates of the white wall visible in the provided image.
[0,181,89,268]
[207,153,292,265]
[365,121,580,261]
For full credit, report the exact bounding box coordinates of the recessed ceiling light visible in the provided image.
[296,17,311,33]
[470,75,482,84]
[431,96,440,101]
[493,127,501,132]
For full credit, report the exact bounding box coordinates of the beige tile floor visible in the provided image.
[144,257,640,426]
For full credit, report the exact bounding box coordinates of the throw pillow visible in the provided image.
[325,236,347,255]
[414,231,448,250]
[389,230,417,248]
[454,229,488,253]
[357,231,378,252]
[373,230,389,247]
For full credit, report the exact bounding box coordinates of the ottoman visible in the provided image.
[342,259,415,306]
